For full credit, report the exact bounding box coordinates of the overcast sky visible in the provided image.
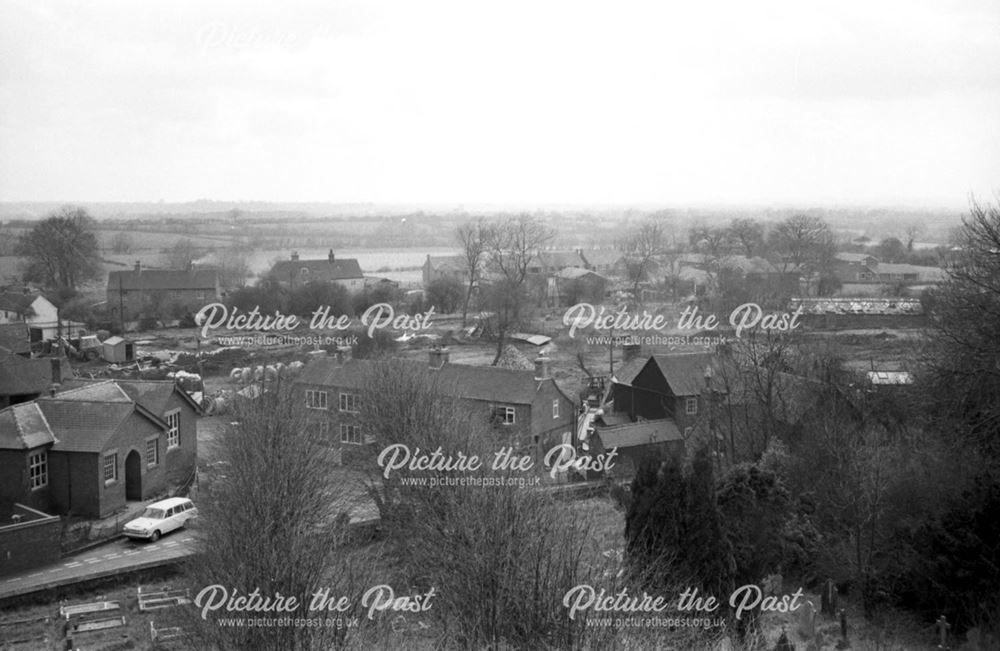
[0,0,997,207]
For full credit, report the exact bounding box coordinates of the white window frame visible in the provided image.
[339,392,361,413]
[306,390,328,410]
[104,451,118,485]
[340,423,362,445]
[552,399,560,419]
[166,409,181,448]
[685,396,698,415]
[494,405,516,425]
[146,436,159,468]
[28,450,48,490]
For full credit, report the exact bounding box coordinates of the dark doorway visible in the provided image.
[125,450,142,501]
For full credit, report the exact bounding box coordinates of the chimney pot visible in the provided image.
[134,260,141,272]
[534,355,551,380]
[291,251,300,261]
[328,249,335,263]
[428,346,450,369]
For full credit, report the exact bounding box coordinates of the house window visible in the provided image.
[306,390,328,410]
[146,438,159,467]
[339,392,361,413]
[104,452,118,484]
[340,424,362,445]
[493,405,516,425]
[685,397,698,415]
[28,451,48,489]
[552,399,560,419]
[166,410,180,448]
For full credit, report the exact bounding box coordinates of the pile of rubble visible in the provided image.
[495,344,533,370]
[789,297,923,316]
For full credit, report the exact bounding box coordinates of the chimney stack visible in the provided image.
[428,346,450,369]
[534,355,551,380]
[334,345,352,365]
[134,260,141,272]
[623,341,642,362]
[328,249,335,263]
[291,251,300,262]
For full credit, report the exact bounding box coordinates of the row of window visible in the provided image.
[306,390,566,423]
[27,417,181,491]
[306,390,361,412]
[315,421,362,444]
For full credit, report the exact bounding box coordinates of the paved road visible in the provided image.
[0,530,197,600]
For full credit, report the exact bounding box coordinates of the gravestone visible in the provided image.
[774,627,795,651]
[936,615,951,649]
[797,600,817,640]
[820,579,838,616]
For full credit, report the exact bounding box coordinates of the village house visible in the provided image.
[0,348,72,408]
[107,263,221,322]
[295,349,577,467]
[548,267,610,306]
[422,254,470,288]
[269,250,365,293]
[0,380,200,519]
[0,291,85,341]
[579,249,625,277]
[526,250,588,276]
[831,252,946,295]
[0,323,31,357]
[593,352,725,472]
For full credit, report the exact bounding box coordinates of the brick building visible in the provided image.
[0,380,200,519]
[107,263,221,322]
[295,349,577,466]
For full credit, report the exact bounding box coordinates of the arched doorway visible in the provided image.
[125,450,142,501]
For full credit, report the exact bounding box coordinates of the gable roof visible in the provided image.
[597,419,684,448]
[0,292,40,314]
[270,257,364,281]
[534,251,586,270]
[834,252,878,263]
[0,349,64,397]
[297,357,559,405]
[55,378,202,415]
[107,268,219,291]
[0,402,57,450]
[0,323,31,355]
[612,357,648,386]
[426,255,468,273]
[649,353,717,396]
[580,250,624,267]
[555,267,609,281]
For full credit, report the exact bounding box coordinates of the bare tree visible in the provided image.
[768,214,836,274]
[16,205,101,290]
[727,217,765,258]
[481,215,554,365]
[183,381,380,650]
[164,238,198,270]
[455,219,485,327]
[620,217,670,306]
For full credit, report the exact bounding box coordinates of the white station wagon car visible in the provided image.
[124,497,197,542]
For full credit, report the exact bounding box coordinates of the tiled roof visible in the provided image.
[613,357,647,386]
[535,251,586,270]
[580,250,623,267]
[835,252,878,263]
[427,256,468,273]
[0,292,38,313]
[107,268,219,291]
[0,323,31,355]
[0,402,57,450]
[43,400,135,453]
[597,419,684,448]
[555,267,609,281]
[55,378,198,416]
[270,257,363,280]
[297,356,550,405]
[650,353,717,396]
[0,349,61,396]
